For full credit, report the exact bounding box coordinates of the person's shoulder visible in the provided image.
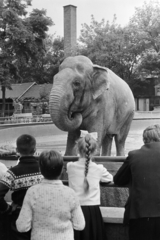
[7,163,22,176]
[128,148,141,156]
[67,161,78,169]
[67,161,74,166]
[91,161,104,169]
[27,182,40,193]
[5,166,16,176]
[62,184,77,195]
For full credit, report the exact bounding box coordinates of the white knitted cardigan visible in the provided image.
[16,179,85,240]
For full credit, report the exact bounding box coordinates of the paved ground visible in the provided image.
[35,130,143,156]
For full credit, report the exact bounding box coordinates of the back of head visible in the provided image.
[16,134,36,156]
[39,150,63,180]
[143,124,160,144]
[77,134,97,158]
[77,134,98,192]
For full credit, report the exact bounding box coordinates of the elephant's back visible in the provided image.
[107,68,135,109]
[107,68,131,90]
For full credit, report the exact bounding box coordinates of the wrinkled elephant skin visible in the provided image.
[49,55,135,156]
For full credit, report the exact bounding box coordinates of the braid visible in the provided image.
[84,136,91,192]
[77,133,98,193]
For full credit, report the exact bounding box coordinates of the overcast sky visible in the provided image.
[29,0,152,37]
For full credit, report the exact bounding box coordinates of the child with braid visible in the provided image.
[67,131,113,240]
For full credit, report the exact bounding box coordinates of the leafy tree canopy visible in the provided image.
[129,0,160,78]
[77,0,160,90]
[0,0,53,116]
[0,0,53,86]
[77,15,140,86]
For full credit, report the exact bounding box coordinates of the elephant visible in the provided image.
[49,55,135,156]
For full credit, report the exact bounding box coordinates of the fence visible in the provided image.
[1,111,160,125]
[0,113,51,124]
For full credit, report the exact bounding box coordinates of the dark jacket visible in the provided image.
[0,156,43,213]
[114,142,160,223]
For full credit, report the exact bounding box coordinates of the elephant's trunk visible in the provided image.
[49,85,82,131]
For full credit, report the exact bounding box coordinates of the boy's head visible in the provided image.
[143,124,160,144]
[39,150,63,180]
[16,134,36,156]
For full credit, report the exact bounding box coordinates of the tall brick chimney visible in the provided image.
[63,5,77,57]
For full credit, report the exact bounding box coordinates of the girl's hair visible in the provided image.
[77,134,97,192]
[143,124,160,144]
[39,150,63,180]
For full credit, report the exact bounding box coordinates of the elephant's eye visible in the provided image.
[73,81,81,87]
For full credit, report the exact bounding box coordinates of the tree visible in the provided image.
[78,1,160,91]
[77,15,142,88]
[32,35,64,84]
[16,34,64,84]
[128,0,160,78]
[0,0,53,116]
[46,35,64,79]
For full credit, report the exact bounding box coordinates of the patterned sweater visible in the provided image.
[0,156,43,212]
[16,179,85,240]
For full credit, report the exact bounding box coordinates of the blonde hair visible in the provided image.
[77,134,97,192]
[143,124,160,144]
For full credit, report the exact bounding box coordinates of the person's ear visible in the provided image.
[33,147,37,155]
[16,148,20,156]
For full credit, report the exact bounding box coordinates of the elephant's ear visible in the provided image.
[91,64,110,99]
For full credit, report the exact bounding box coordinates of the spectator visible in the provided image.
[114,124,160,240]
[16,150,85,240]
[0,134,43,240]
[0,162,7,179]
[67,130,113,240]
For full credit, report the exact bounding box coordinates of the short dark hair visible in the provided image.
[16,134,36,155]
[39,150,63,180]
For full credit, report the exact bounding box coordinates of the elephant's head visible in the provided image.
[49,55,110,132]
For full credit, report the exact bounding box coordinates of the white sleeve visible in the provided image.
[71,193,85,230]
[0,163,8,179]
[100,165,113,182]
[66,162,72,174]
[16,189,33,232]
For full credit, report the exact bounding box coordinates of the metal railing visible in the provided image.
[62,156,126,187]
[0,110,160,125]
[0,110,160,124]
[0,114,52,124]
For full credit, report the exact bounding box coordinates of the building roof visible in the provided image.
[19,83,53,101]
[0,82,36,99]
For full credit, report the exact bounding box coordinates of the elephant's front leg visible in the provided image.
[101,134,113,156]
[65,130,81,156]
